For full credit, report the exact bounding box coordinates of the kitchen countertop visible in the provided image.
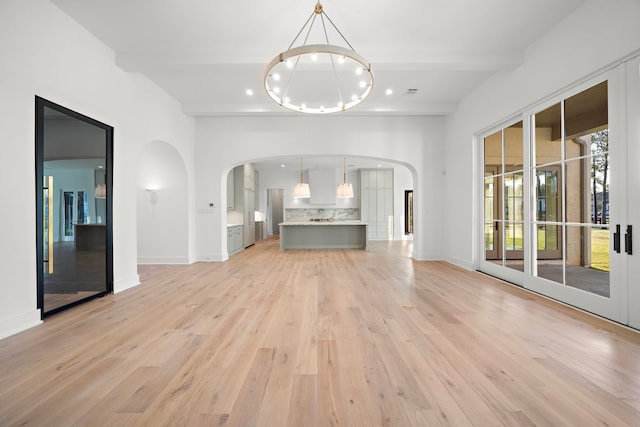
[279,221,365,226]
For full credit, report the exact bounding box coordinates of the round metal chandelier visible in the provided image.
[264,2,374,114]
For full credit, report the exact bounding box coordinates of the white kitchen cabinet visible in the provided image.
[227,170,234,210]
[360,169,393,240]
[244,188,255,247]
[227,225,244,255]
[243,163,256,248]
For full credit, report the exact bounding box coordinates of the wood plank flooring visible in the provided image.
[1,238,640,426]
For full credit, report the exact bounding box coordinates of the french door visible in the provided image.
[479,58,638,329]
[626,55,640,330]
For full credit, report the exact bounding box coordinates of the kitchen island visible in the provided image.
[279,221,367,250]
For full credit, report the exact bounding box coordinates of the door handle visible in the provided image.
[625,225,633,255]
[614,224,621,254]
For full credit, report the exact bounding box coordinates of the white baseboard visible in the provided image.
[0,309,42,340]
[196,253,228,262]
[411,252,444,261]
[445,256,474,271]
[137,256,190,265]
[113,274,140,293]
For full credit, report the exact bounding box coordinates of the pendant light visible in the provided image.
[292,157,311,198]
[336,157,353,198]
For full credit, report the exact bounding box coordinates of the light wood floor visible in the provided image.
[1,239,639,426]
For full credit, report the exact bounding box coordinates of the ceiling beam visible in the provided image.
[115,50,523,73]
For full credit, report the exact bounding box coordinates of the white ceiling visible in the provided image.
[48,0,585,173]
[51,0,585,117]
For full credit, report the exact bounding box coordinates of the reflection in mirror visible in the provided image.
[36,99,112,316]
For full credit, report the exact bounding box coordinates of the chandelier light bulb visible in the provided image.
[355,67,363,75]
[273,73,280,80]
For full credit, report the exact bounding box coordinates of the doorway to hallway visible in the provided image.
[266,188,284,237]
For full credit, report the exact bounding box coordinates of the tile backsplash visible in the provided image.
[285,208,359,221]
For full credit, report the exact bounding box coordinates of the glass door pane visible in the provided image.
[484,172,500,261]
[38,101,111,315]
[532,81,611,299]
[484,129,502,263]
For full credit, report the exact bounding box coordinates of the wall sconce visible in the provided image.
[146,188,158,205]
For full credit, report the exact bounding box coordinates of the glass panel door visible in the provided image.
[532,82,611,298]
[625,55,640,330]
[482,122,524,272]
[36,98,113,316]
[479,59,640,329]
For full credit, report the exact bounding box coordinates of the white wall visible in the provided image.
[195,115,445,261]
[443,0,640,270]
[0,0,196,339]
[137,141,190,264]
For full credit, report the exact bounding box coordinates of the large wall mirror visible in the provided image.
[35,97,113,317]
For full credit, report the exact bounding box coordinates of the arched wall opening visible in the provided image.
[219,154,419,260]
[194,115,445,262]
[137,140,189,264]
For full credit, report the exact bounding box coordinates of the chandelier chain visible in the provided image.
[321,10,356,52]
[321,13,345,107]
[287,11,315,50]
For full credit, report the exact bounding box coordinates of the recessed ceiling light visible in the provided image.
[281,164,286,168]
[246,89,254,96]
[385,89,393,95]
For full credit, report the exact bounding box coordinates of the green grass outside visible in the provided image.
[590,228,610,272]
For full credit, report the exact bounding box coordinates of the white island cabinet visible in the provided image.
[279,221,367,250]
